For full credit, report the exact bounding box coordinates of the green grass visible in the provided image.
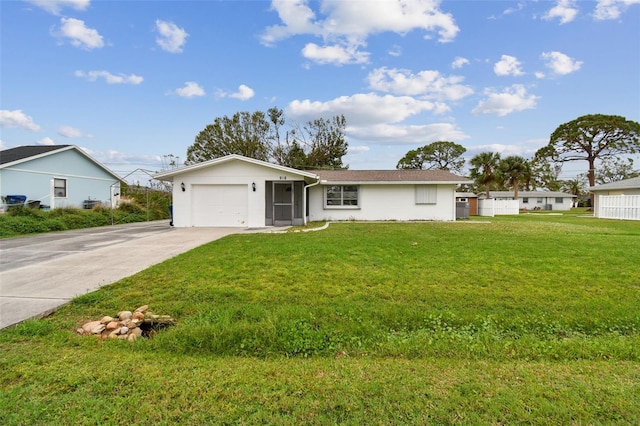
[1,216,639,424]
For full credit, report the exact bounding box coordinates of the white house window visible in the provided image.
[458,197,468,202]
[522,197,529,204]
[537,198,544,204]
[416,185,437,204]
[54,178,67,198]
[555,197,563,203]
[326,185,358,207]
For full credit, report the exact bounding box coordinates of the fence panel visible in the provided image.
[598,195,640,221]
[478,199,519,217]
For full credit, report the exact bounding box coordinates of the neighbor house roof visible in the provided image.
[589,176,640,191]
[311,169,472,185]
[0,145,72,165]
[481,191,576,199]
[0,145,123,181]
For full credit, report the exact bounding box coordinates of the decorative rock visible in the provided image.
[100,329,111,339]
[118,335,128,340]
[108,329,120,339]
[100,316,114,324]
[82,320,102,334]
[134,305,148,313]
[120,326,129,335]
[118,311,132,321]
[105,321,119,330]
[132,311,145,321]
[127,333,138,342]
[130,327,142,337]
[91,324,106,334]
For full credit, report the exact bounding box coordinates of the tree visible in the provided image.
[527,156,562,191]
[469,151,501,198]
[499,155,529,199]
[186,111,272,164]
[595,157,639,184]
[397,141,466,173]
[560,175,587,207]
[187,109,348,169]
[535,114,640,202]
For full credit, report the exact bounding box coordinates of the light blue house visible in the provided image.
[0,145,122,210]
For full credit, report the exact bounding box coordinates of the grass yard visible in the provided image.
[1,215,639,424]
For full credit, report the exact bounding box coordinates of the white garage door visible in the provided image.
[192,184,248,227]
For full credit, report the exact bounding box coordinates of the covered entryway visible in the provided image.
[191,184,248,227]
[265,181,305,226]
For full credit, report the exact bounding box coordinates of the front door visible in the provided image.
[273,182,293,226]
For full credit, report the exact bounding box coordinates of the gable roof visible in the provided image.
[590,176,640,191]
[0,145,123,181]
[0,145,72,165]
[311,169,472,185]
[153,154,320,180]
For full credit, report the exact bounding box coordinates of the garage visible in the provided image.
[191,184,248,227]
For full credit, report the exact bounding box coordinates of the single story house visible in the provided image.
[479,191,576,211]
[153,154,472,227]
[0,145,122,210]
[590,176,640,220]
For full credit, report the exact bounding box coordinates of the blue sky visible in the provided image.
[1,0,639,183]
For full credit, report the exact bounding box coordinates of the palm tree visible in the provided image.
[500,155,529,200]
[470,152,501,198]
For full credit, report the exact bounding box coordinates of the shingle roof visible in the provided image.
[0,145,71,165]
[310,169,471,184]
[590,176,640,191]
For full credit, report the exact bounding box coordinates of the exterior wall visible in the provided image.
[308,184,457,222]
[497,196,574,211]
[170,159,311,227]
[592,188,640,218]
[478,199,519,217]
[0,149,120,209]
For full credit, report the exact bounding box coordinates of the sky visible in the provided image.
[1,0,639,184]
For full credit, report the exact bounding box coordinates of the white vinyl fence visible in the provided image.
[478,199,520,217]
[597,195,640,221]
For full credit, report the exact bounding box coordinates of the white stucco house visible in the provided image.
[0,145,122,210]
[590,176,640,220]
[153,155,472,227]
[481,191,577,211]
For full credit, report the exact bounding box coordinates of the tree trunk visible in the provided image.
[588,158,596,208]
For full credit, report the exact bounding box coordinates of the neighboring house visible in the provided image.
[455,192,478,216]
[0,145,122,210]
[479,191,576,211]
[153,154,472,228]
[590,176,640,220]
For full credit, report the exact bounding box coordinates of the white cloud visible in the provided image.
[174,82,205,98]
[228,84,255,100]
[541,51,582,75]
[262,0,459,66]
[288,92,445,126]
[348,146,370,154]
[367,67,473,101]
[37,137,55,145]
[57,17,104,50]
[301,42,369,65]
[347,123,469,145]
[0,109,41,132]
[472,85,538,116]
[593,0,640,20]
[388,45,402,57]
[543,0,579,24]
[467,143,540,157]
[26,0,90,15]
[155,20,188,53]
[58,125,92,138]
[451,56,469,69]
[494,55,524,76]
[75,70,143,84]
[535,71,546,79]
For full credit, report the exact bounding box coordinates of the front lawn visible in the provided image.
[1,216,639,424]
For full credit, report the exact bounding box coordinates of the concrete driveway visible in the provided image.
[0,221,255,329]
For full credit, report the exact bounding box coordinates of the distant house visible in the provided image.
[0,145,122,210]
[153,154,472,227]
[590,177,640,220]
[479,191,576,211]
